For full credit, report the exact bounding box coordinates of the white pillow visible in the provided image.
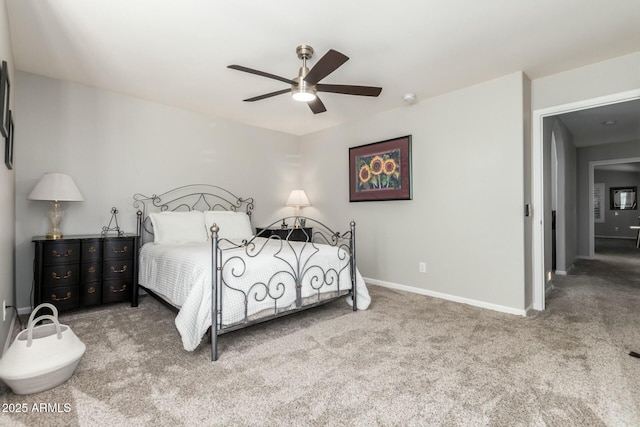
[149,211,208,244]
[204,211,253,240]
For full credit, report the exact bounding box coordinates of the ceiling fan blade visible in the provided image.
[228,65,296,85]
[304,49,349,85]
[243,88,291,102]
[317,84,382,97]
[308,96,327,114]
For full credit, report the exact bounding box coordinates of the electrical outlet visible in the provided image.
[2,300,5,322]
[419,262,426,273]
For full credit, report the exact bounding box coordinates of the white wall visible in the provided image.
[522,74,533,309]
[532,51,640,111]
[0,0,16,350]
[14,72,300,311]
[300,72,528,313]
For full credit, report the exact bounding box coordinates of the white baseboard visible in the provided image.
[555,262,575,276]
[364,277,527,317]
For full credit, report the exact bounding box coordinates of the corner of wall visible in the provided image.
[0,0,16,357]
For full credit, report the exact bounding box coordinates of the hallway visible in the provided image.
[548,236,639,356]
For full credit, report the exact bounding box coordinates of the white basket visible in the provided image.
[0,303,86,395]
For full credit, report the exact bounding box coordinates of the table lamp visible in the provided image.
[28,173,84,239]
[286,190,310,228]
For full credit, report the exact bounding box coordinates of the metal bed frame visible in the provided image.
[132,185,358,361]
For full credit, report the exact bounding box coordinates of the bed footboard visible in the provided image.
[209,217,358,361]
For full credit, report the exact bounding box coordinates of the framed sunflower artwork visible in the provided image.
[349,135,412,202]
[0,61,9,138]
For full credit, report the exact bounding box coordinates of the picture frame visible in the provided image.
[4,110,13,170]
[349,135,412,202]
[0,61,9,138]
[610,186,637,210]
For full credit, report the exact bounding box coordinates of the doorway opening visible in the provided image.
[590,158,640,257]
[532,90,640,311]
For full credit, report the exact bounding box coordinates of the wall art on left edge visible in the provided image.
[0,60,9,138]
[349,135,412,202]
[5,110,13,170]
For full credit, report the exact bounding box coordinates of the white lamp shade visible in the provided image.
[28,173,84,202]
[286,190,310,207]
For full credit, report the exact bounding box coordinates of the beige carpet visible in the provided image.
[1,240,639,426]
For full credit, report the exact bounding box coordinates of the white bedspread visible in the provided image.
[139,238,371,351]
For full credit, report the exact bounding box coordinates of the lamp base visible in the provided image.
[47,201,64,240]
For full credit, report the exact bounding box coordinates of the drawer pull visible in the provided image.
[88,246,96,254]
[110,265,128,273]
[111,245,128,254]
[51,249,73,258]
[88,266,96,273]
[51,292,72,301]
[110,284,127,293]
[51,271,72,280]
[87,287,96,294]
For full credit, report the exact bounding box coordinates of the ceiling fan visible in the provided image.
[227,45,382,114]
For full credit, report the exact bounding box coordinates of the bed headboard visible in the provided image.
[133,184,254,244]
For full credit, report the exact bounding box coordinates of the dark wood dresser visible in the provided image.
[255,227,313,242]
[32,234,137,312]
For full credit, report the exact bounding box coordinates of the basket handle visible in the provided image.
[27,314,62,347]
[27,302,59,328]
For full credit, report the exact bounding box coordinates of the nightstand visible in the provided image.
[32,234,137,312]
[255,227,313,242]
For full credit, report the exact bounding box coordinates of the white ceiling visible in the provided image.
[555,99,640,173]
[556,99,640,148]
[6,0,640,136]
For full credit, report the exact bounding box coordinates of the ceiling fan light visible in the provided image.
[292,89,316,102]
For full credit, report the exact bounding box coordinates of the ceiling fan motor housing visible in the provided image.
[292,75,317,101]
